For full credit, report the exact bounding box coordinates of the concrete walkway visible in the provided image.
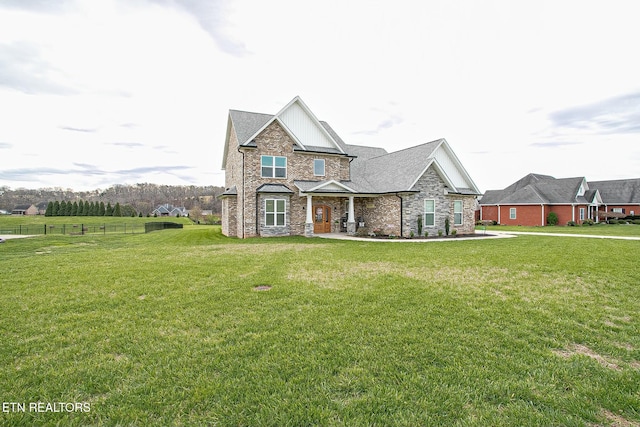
[316,231,514,242]
[316,230,640,242]
[0,234,36,240]
[487,230,640,241]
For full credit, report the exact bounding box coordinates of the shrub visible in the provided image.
[567,221,577,226]
[417,216,423,236]
[438,230,443,237]
[609,219,619,225]
[444,217,450,236]
[547,212,559,226]
[582,219,594,226]
[451,229,457,236]
[410,231,415,238]
[633,219,640,225]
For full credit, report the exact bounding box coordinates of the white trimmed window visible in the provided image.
[261,156,287,178]
[265,199,286,226]
[424,199,435,226]
[579,207,585,221]
[314,159,325,176]
[454,200,463,225]
[510,208,516,220]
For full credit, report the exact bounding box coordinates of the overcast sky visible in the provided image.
[1,0,639,192]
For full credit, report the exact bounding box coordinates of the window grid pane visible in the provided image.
[424,199,435,226]
[454,201,463,226]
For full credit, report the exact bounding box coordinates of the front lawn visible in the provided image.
[1,227,638,426]
[480,223,640,237]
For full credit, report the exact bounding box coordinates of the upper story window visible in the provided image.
[261,156,286,178]
[314,159,325,176]
[454,200,463,225]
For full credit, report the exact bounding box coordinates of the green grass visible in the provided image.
[480,223,640,237]
[1,227,639,426]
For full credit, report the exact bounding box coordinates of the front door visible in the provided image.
[313,204,331,233]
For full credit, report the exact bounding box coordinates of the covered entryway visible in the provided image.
[313,204,331,233]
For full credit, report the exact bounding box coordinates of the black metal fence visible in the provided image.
[144,222,184,233]
[0,222,182,236]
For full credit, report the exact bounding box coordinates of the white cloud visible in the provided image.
[0,0,639,191]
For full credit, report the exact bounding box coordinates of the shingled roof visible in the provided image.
[588,178,640,204]
[481,174,590,205]
[223,97,481,196]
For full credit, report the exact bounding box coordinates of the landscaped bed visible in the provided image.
[1,226,638,426]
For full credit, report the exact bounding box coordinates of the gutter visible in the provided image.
[396,193,403,237]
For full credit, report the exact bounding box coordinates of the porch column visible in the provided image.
[304,194,314,237]
[347,196,356,235]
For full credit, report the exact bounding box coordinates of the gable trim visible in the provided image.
[241,97,345,154]
[304,180,356,193]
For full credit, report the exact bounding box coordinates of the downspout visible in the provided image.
[237,146,245,239]
[256,192,260,237]
[396,194,403,237]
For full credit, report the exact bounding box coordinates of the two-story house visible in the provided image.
[220,97,481,238]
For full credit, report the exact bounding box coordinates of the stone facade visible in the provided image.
[222,120,351,237]
[221,109,479,239]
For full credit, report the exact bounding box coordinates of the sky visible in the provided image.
[1,0,639,193]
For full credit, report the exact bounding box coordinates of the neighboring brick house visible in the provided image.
[219,97,481,238]
[589,179,640,218]
[479,174,640,226]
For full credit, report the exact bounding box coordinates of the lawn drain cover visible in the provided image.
[253,285,272,291]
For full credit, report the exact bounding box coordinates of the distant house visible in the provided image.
[479,174,639,226]
[151,204,188,217]
[219,96,481,238]
[11,204,38,216]
[588,179,640,217]
[35,202,48,215]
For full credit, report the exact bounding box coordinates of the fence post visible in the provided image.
[82,224,84,235]
[44,224,47,235]
[63,224,66,235]
[20,225,22,234]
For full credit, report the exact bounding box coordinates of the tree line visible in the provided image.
[45,200,133,217]
[0,183,224,214]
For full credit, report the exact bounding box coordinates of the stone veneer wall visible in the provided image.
[402,167,449,237]
[238,121,351,237]
[222,121,245,238]
[356,196,401,236]
[257,194,291,237]
[444,195,476,235]
[401,167,476,237]
[220,197,237,237]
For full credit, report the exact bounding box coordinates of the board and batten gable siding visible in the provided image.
[433,145,470,189]
[278,101,340,150]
